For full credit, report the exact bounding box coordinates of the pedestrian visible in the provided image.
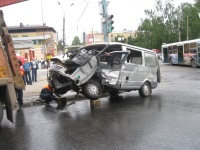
[16,60,26,110]
[30,57,38,82]
[47,59,50,68]
[18,59,26,85]
[44,61,47,69]
[23,59,32,85]
[41,60,44,69]
[39,82,57,104]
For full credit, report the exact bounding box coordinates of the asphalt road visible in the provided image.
[1,61,200,150]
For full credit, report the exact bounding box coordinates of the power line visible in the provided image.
[66,1,90,35]
[76,2,89,24]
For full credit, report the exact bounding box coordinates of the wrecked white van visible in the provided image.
[48,42,161,100]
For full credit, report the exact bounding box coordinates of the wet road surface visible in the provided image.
[1,62,200,150]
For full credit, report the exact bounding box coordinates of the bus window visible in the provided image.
[169,46,172,54]
[184,43,189,54]
[190,48,197,54]
[173,45,177,54]
[190,42,197,49]
[173,49,178,54]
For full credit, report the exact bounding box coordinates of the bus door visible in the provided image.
[197,43,200,66]
[163,47,169,63]
[178,45,183,63]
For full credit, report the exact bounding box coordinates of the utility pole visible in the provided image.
[58,2,74,52]
[58,2,65,52]
[63,16,65,46]
[92,28,94,44]
[82,32,86,45]
[187,16,189,41]
[178,9,181,42]
[101,0,108,42]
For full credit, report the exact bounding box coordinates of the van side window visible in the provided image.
[127,50,142,65]
[145,53,157,67]
[112,53,124,64]
[100,54,109,62]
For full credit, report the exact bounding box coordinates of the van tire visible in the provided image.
[139,82,151,97]
[82,80,102,100]
[0,102,3,124]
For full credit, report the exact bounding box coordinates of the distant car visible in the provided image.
[160,55,163,60]
[156,53,162,60]
[152,49,161,60]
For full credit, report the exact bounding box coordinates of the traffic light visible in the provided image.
[107,14,114,33]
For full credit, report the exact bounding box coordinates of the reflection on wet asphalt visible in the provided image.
[1,63,200,150]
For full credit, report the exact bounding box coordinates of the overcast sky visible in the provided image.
[1,0,194,45]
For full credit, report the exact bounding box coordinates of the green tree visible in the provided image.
[57,40,65,51]
[127,36,135,45]
[135,0,178,49]
[179,3,200,40]
[71,36,81,46]
[135,0,200,50]
[114,36,126,43]
[194,0,200,11]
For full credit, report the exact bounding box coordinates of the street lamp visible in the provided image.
[57,2,74,52]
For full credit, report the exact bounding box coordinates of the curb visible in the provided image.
[22,92,110,107]
[22,94,77,107]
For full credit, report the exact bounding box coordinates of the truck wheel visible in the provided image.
[139,82,152,97]
[0,102,3,124]
[82,80,102,100]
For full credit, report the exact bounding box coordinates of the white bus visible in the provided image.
[161,39,200,67]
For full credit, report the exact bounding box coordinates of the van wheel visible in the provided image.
[82,80,102,100]
[139,82,152,97]
[0,102,3,124]
[191,60,197,68]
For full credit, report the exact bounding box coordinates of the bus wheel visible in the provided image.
[0,102,3,124]
[191,60,197,68]
[139,82,152,97]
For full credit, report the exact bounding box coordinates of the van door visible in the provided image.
[119,50,147,89]
[98,52,128,86]
[120,50,158,90]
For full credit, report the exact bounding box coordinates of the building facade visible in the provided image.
[8,23,58,62]
[85,30,136,45]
